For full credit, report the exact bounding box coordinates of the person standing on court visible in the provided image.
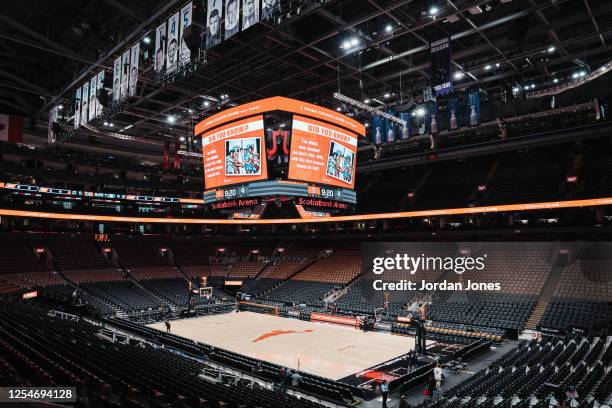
[165,320,171,333]
[380,379,389,408]
[434,361,444,390]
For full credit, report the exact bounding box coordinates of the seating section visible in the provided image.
[227,262,265,279]
[142,277,215,308]
[42,239,110,270]
[292,251,362,284]
[416,334,612,407]
[111,239,169,267]
[540,300,612,331]
[63,269,124,283]
[129,267,184,281]
[0,240,49,274]
[265,281,338,306]
[3,271,65,288]
[80,280,164,313]
[0,302,327,408]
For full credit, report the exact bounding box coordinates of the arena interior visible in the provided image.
[1,0,612,407]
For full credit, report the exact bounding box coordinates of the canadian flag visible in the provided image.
[0,114,24,143]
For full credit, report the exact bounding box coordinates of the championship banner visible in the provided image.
[447,95,460,130]
[431,36,452,96]
[428,99,440,134]
[398,112,411,139]
[289,115,357,189]
[112,57,121,101]
[202,115,267,189]
[384,110,397,143]
[467,88,481,127]
[74,88,81,129]
[96,71,105,117]
[166,12,180,73]
[88,75,97,122]
[120,50,130,99]
[179,2,193,65]
[154,21,167,73]
[242,0,259,30]
[129,43,139,97]
[371,116,384,145]
[80,83,89,126]
[47,106,59,144]
[206,0,222,49]
[225,0,239,39]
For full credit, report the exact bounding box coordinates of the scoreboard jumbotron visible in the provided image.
[195,97,364,218]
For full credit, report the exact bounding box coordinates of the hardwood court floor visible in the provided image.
[149,311,423,380]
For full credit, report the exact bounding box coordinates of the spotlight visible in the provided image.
[143,36,152,44]
[341,40,351,49]
[553,78,559,84]
[484,64,492,71]
[188,109,193,114]
[512,87,520,93]
[383,93,391,99]
[547,46,555,53]
[385,24,393,33]
[179,136,186,142]
[453,72,464,80]
[167,115,176,124]
[364,98,370,103]
[572,72,579,79]
[365,123,369,127]
[103,121,109,126]
[350,37,359,47]
[58,104,64,110]
[578,71,586,77]
[204,101,211,107]
[495,63,500,68]
[109,123,114,127]
[530,84,536,89]
[416,107,426,117]
[429,6,439,15]
[336,107,342,111]
[523,85,530,91]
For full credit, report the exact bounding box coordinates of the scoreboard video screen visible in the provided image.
[202,116,268,189]
[289,115,357,189]
[196,97,364,208]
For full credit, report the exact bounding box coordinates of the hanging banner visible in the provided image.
[467,88,481,127]
[163,141,170,170]
[179,2,193,65]
[399,112,411,139]
[47,106,59,144]
[166,12,180,73]
[384,110,397,143]
[371,117,384,145]
[423,86,434,102]
[112,57,121,102]
[96,70,105,117]
[129,43,140,97]
[447,95,460,130]
[206,0,222,49]
[154,21,167,73]
[174,137,181,169]
[428,99,440,134]
[120,50,130,100]
[74,88,81,129]
[81,83,89,126]
[242,0,259,30]
[88,75,98,121]
[431,36,452,96]
[0,115,24,143]
[225,0,240,39]
[261,0,280,22]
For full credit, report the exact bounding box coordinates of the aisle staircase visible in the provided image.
[524,266,564,330]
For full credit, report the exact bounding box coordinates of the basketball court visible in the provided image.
[148,311,430,380]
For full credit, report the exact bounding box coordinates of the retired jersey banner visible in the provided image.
[206,0,222,49]
[179,2,193,65]
[225,0,239,39]
[88,75,98,121]
[74,87,81,129]
[242,0,259,30]
[154,21,166,73]
[96,70,105,117]
[80,83,89,126]
[431,36,452,96]
[47,107,59,144]
[129,43,139,97]
[166,12,180,73]
[112,57,121,101]
[120,50,130,99]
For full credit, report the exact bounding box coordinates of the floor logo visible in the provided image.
[252,329,314,343]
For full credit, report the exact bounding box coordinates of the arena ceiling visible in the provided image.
[1,0,612,147]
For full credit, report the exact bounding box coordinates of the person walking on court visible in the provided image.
[380,379,389,408]
[165,320,171,333]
